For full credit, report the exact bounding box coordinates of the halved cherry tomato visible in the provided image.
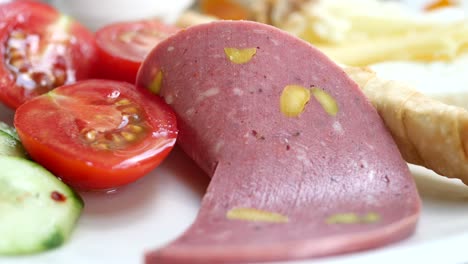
[0,0,98,109]
[95,20,179,84]
[14,79,178,190]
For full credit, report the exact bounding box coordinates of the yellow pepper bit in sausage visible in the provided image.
[149,70,163,95]
[227,207,289,223]
[280,85,311,117]
[312,88,339,116]
[224,47,257,64]
[362,212,381,223]
[326,212,381,225]
[326,213,360,224]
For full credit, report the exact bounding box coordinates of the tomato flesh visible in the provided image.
[95,20,179,84]
[0,1,97,109]
[14,80,178,190]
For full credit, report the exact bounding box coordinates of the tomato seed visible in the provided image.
[31,72,53,88]
[112,134,123,143]
[121,131,136,141]
[129,114,141,122]
[9,57,26,70]
[9,49,23,60]
[11,30,26,40]
[116,99,131,106]
[122,107,138,114]
[53,70,67,87]
[94,143,109,150]
[128,125,143,133]
[85,130,98,141]
[118,31,136,43]
[147,30,164,37]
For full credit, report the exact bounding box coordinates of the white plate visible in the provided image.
[3,1,468,264]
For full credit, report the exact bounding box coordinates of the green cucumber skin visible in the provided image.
[0,122,19,141]
[0,130,28,159]
[41,229,65,250]
[0,156,83,255]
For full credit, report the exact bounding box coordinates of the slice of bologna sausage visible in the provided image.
[137,20,421,264]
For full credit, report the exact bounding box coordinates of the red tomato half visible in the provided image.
[95,20,179,84]
[0,1,98,109]
[14,80,178,190]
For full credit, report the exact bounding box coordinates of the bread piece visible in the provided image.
[431,93,468,110]
[345,66,468,184]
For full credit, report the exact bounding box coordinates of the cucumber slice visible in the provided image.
[0,121,27,158]
[0,130,27,158]
[0,156,83,255]
[0,121,19,141]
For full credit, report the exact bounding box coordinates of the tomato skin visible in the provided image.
[95,43,141,85]
[95,20,179,84]
[0,0,98,109]
[14,80,178,190]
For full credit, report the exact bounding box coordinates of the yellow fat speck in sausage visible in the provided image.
[280,85,311,117]
[362,212,381,223]
[326,213,360,224]
[149,70,163,95]
[227,207,289,223]
[326,212,381,225]
[224,47,257,64]
[312,88,339,116]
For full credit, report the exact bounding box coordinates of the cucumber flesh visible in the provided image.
[0,156,83,255]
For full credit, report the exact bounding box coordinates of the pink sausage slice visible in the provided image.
[137,21,421,264]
